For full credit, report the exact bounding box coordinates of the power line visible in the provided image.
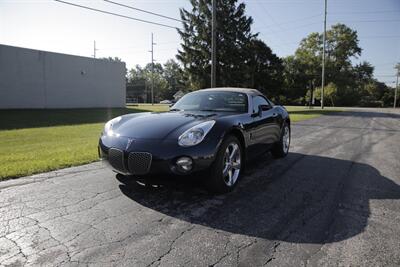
[101,47,178,55]
[255,13,322,29]
[374,74,397,77]
[256,21,321,31]
[331,18,400,23]
[257,2,285,32]
[277,13,322,26]
[359,35,400,39]
[53,0,179,30]
[331,10,400,15]
[252,3,292,48]
[101,42,179,51]
[103,0,182,23]
[373,62,399,66]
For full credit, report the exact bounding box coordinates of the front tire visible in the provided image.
[206,135,242,194]
[271,122,290,158]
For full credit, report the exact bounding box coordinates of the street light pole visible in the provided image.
[321,0,327,109]
[150,33,156,105]
[395,70,399,108]
[211,0,217,88]
[93,40,98,58]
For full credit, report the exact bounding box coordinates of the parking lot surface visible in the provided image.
[1,109,400,266]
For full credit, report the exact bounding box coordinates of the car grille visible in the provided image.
[128,152,152,175]
[108,148,126,173]
[107,148,152,175]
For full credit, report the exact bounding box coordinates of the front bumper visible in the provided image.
[98,134,220,176]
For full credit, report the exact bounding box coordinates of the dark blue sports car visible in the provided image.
[99,88,290,193]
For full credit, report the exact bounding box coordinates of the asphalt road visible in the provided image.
[1,109,400,266]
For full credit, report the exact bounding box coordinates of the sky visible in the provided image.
[1,0,399,86]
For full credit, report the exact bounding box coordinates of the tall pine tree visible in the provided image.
[177,0,256,89]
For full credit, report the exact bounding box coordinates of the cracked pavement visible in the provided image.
[1,108,400,266]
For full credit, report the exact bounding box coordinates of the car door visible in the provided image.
[264,98,283,143]
[247,95,281,156]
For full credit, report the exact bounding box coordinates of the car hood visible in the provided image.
[112,111,221,140]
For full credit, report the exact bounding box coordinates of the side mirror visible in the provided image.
[259,104,271,111]
[252,104,271,117]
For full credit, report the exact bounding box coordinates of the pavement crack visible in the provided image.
[263,241,280,266]
[146,225,196,267]
[235,239,257,266]
[209,238,231,266]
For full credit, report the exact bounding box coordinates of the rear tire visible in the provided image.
[271,122,290,158]
[206,135,242,194]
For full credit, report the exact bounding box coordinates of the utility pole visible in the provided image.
[149,33,156,105]
[93,40,98,58]
[321,0,327,109]
[211,0,217,88]
[395,69,399,108]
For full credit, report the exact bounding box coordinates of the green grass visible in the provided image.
[285,106,343,122]
[126,103,170,113]
[0,105,341,180]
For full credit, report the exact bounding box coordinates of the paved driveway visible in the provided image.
[1,109,400,266]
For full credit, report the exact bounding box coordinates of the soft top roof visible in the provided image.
[198,87,262,96]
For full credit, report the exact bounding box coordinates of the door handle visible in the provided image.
[272,113,278,117]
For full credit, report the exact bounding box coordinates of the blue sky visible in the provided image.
[1,0,399,86]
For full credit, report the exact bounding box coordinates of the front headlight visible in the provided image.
[178,120,216,147]
[103,116,122,136]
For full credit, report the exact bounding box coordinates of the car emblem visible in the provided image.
[126,138,134,150]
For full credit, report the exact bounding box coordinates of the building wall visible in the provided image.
[0,44,126,109]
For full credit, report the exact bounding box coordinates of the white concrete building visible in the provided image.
[0,44,126,109]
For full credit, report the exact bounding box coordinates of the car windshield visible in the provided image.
[172,91,248,113]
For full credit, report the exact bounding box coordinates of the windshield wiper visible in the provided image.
[199,109,218,112]
[169,108,181,111]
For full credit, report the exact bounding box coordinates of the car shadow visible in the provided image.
[116,152,400,244]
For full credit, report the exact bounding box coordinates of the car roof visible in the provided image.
[198,87,262,96]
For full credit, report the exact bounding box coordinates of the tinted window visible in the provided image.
[252,96,270,113]
[173,91,248,113]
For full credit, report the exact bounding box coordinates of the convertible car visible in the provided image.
[99,88,290,193]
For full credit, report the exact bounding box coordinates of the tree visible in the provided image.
[127,63,169,102]
[284,23,367,106]
[312,83,338,107]
[177,0,256,89]
[246,39,283,98]
[100,57,123,63]
[358,81,387,107]
[326,24,362,69]
[353,62,374,83]
[163,59,185,99]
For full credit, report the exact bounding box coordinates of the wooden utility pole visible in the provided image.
[93,40,98,58]
[149,33,156,105]
[211,0,217,88]
[395,69,399,108]
[321,0,327,109]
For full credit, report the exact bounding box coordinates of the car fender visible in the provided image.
[211,119,248,161]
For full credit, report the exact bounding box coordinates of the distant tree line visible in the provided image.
[125,0,397,107]
[126,60,185,103]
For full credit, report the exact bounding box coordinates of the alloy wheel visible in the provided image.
[222,142,241,186]
[283,125,290,154]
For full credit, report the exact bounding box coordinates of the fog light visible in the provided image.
[176,157,193,172]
